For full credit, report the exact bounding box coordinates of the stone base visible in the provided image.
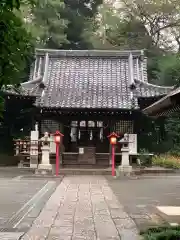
[30,163,38,169]
[35,164,53,175]
[30,156,38,169]
[38,164,52,170]
[118,165,132,176]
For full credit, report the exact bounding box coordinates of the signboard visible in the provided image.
[79,148,84,154]
[50,135,56,153]
[30,131,39,156]
[30,131,39,141]
[128,134,137,154]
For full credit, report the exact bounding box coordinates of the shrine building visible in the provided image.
[6,49,173,168]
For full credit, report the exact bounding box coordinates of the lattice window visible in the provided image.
[97,121,103,127]
[111,121,133,134]
[80,121,86,127]
[41,120,61,135]
[71,121,78,127]
[88,121,95,127]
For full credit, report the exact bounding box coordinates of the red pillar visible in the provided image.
[56,143,59,176]
[112,144,115,176]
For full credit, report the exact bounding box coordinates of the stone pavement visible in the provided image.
[21,176,139,240]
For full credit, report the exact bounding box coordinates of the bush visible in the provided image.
[139,148,152,166]
[141,226,180,239]
[152,155,180,169]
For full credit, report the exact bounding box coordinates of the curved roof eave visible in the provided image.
[134,79,174,90]
[21,75,42,87]
[143,86,180,116]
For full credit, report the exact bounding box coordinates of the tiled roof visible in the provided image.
[10,49,173,110]
[133,79,173,97]
[143,85,179,116]
[38,56,135,109]
[2,77,43,97]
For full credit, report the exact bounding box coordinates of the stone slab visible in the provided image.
[0,232,24,240]
[157,206,180,215]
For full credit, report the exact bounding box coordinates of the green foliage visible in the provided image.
[163,112,180,155]
[106,18,152,50]
[149,54,180,86]
[152,155,180,169]
[0,11,34,88]
[0,0,34,88]
[0,0,34,11]
[139,149,152,166]
[0,0,34,122]
[121,0,180,50]
[29,0,102,49]
[141,226,180,239]
[0,96,4,119]
[62,0,102,49]
[31,0,68,48]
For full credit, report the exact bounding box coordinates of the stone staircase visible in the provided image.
[62,153,78,167]
[62,148,110,169]
[95,153,109,167]
[78,147,96,164]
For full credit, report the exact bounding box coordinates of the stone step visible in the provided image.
[63,163,109,168]
[58,168,111,175]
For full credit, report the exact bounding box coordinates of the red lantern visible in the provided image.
[110,136,117,145]
[54,131,63,144]
[54,135,60,144]
[107,132,119,145]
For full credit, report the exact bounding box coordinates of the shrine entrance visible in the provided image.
[40,117,135,167]
[68,120,105,165]
[78,121,103,147]
[70,120,104,149]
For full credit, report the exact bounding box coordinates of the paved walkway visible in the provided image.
[21,176,139,240]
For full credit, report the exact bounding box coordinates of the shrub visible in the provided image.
[139,148,152,166]
[152,155,180,169]
[141,226,180,239]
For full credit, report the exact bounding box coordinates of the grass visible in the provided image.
[152,155,180,169]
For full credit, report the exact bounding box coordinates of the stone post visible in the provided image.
[30,130,39,169]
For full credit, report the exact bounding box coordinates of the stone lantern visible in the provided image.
[118,133,132,175]
[36,132,52,174]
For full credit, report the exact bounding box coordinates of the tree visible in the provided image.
[31,0,68,48]
[154,54,180,86]
[0,97,4,119]
[0,0,35,123]
[91,2,156,51]
[0,13,34,88]
[1,0,34,11]
[0,0,34,89]
[28,0,102,49]
[62,0,103,49]
[121,0,180,51]
[0,0,35,154]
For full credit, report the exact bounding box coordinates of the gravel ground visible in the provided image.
[107,175,180,231]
